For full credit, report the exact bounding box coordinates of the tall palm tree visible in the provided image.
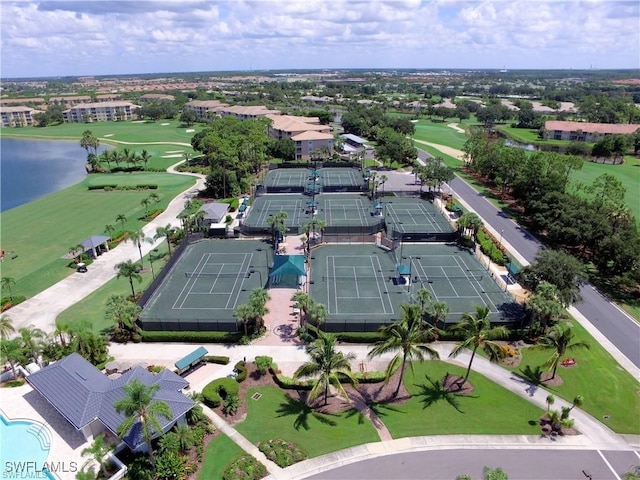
[140,197,151,217]
[532,324,590,379]
[266,212,288,249]
[139,150,152,170]
[69,244,84,262]
[70,328,109,366]
[115,214,127,233]
[104,224,116,239]
[413,287,434,315]
[457,212,483,242]
[379,174,388,197]
[233,304,253,336]
[149,192,160,207]
[81,433,112,478]
[114,379,172,465]
[428,301,450,330]
[0,338,26,379]
[291,291,314,326]
[127,230,151,268]
[18,326,45,364]
[105,295,141,335]
[0,314,15,340]
[528,281,565,333]
[448,305,509,382]
[294,331,358,406]
[1,277,16,301]
[53,318,71,348]
[248,288,270,330]
[307,302,328,328]
[115,260,143,298]
[155,224,175,255]
[368,303,440,397]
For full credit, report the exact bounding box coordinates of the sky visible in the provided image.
[1,0,639,79]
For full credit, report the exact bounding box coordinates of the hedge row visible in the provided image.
[268,362,313,391]
[477,228,508,266]
[334,332,387,343]
[202,377,239,408]
[205,355,230,365]
[141,331,242,343]
[234,361,247,383]
[87,184,159,191]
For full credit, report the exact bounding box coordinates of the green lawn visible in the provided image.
[3,119,203,145]
[505,321,640,434]
[371,361,544,439]
[0,172,195,298]
[412,119,469,150]
[56,245,169,333]
[198,433,246,480]
[235,386,379,458]
[496,126,573,147]
[568,156,640,221]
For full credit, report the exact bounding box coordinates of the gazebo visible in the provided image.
[268,255,306,288]
[81,235,111,258]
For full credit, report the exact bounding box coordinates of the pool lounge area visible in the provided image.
[0,385,89,480]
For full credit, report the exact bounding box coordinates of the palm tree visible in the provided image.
[0,314,15,340]
[528,281,565,333]
[53,318,71,348]
[266,212,288,249]
[291,291,314,326]
[18,326,45,364]
[0,338,26,379]
[413,287,434,315]
[149,192,160,207]
[532,324,590,379]
[307,302,328,328]
[546,394,555,413]
[457,212,483,242]
[69,244,84,262]
[114,379,172,465]
[139,150,152,169]
[104,224,116,239]
[428,301,450,330]
[81,433,112,478]
[155,224,175,255]
[379,174,388,197]
[248,288,270,330]
[99,150,111,170]
[448,305,509,383]
[115,260,143,298]
[1,277,16,301]
[127,230,151,268]
[368,303,440,397]
[173,424,195,452]
[115,214,127,233]
[140,197,151,217]
[70,327,109,366]
[294,331,358,406]
[105,295,141,339]
[233,304,253,336]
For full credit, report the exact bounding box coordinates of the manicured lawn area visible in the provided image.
[235,386,379,458]
[198,433,246,480]
[496,125,573,147]
[372,361,544,439]
[3,119,203,144]
[0,172,195,298]
[506,321,640,434]
[413,119,469,150]
[56,245,169,333]
[568,156,640,222]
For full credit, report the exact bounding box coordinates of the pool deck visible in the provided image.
[1,384,90,479]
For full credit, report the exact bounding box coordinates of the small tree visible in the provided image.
[115,214,127,233]
[115,260,143,298]
[532,324,589,379]
[0,314,15,340]
[81,434,112,478]
[1,277,16,301]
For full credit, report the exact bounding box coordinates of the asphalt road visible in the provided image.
[446,174,640,368]
[308,448,640,480]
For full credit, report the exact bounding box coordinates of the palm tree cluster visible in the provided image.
[291,292,328,327]
[105,295,142,343]
[267,212,288,250]
[233,288,270,337]
[97,148,153,172]
[0,317,109,378]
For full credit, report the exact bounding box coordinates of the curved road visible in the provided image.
[416,146,640,368]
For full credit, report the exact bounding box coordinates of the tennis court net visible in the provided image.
[185,271,253,279]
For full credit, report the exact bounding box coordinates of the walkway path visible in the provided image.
[413,138,466,160]
[6,160,205,332]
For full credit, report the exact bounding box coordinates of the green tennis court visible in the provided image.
[242,194,382,234]
[139,240,272,331]
[263,167,365,192]
[264,169,310,190]
[320,167,364,190]
[310,244,518,332]
[384,197,453,234]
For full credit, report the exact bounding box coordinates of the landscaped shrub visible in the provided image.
[222,455,267,480]
[268,362,313,390]
[204,355,230,365]
[258,439,308,468]
[135,184,159,189]
[334,332,387,343]
[2,380,26,388]
[87,184,118,190]
[254,356,273,375]
[141,331,242,343]
[477,228,508,266]
[202,378,240,408]
[234,361,247,383]
[1,295,26,311]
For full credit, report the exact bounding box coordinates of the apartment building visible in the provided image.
[62,101,140,123]
[544,120,640,142]
[267,114,333,160]
[183,100,229,121]
[0,106,39,127]
[218,105,281,120]
[139,93,176,103]
[48,95,91,108]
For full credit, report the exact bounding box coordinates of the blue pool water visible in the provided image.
[0,413,52,477]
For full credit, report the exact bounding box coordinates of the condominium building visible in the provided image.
[62,101,140,123]
[544,120,640,142]
[183,100,229,121]
[0,106,39,127]
[267,114,333,159]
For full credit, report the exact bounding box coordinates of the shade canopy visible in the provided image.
[269,255,306,277]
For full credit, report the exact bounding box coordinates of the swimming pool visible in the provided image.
[0,412,53,478]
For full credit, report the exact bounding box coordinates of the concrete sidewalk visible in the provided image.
[6,162,205,333]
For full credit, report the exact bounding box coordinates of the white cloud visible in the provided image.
[1,0,638,77]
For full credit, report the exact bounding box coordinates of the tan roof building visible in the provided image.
[544,120,640,142]
[183,100,229,120]
[1,105,40,127]
[63,101,140,123]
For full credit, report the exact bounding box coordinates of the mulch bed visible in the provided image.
[442,374,474,395]
[540,372,564,387]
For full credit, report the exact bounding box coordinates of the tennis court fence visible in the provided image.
[184,271,253,279]
[138,237,190,309]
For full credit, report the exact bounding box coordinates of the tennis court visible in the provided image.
[310,244,518,332]
[384,197,454,235]
[139,240,272,331]
[264,167,365,193]
[242,194,382,235]
[242,195,306,233]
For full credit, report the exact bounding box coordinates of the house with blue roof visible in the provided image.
[26,353,195,452]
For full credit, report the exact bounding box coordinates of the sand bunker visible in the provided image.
[161,154,184,158]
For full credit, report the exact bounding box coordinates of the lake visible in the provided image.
[0,137,108,212]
